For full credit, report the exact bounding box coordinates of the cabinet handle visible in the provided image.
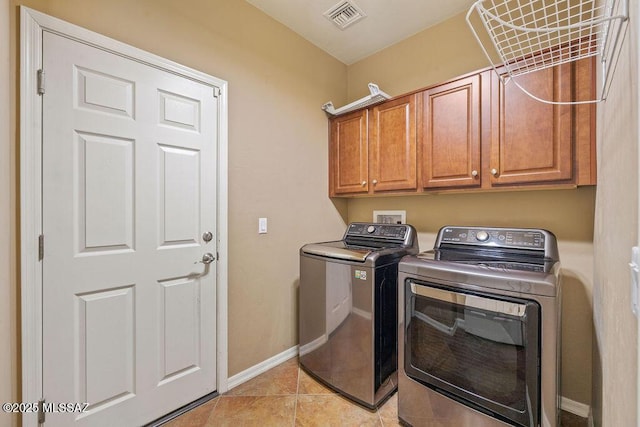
[471,170,478,178]
[372,179,378,185]
[491,168,498,176]
[361,181,367,186]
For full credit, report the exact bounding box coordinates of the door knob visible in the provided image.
[491,168,498,176]
[200,253,216,264]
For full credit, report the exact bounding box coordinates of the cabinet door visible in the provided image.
[421,75,481,189]
[369,95,417,192]
[329,109,369,195]
[490,64,572,185]
[574,57,597,185]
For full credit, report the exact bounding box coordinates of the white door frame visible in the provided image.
[19,7,229,426]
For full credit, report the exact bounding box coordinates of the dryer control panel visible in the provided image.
[437,226,551,252]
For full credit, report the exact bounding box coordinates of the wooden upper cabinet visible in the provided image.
[490,63,573,186]
[369,94,417,192]
[327,58,595,197]
[329,109,369,196]
[421,74,481,189]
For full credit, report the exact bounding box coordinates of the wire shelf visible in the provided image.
[466,0,629,104]
[322,83,391,116]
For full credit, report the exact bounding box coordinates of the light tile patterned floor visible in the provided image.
[163,357,587,426]
[163,358,396,427]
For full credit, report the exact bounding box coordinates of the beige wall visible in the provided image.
[346,12,595,406]
[347,12,493,99]
[6,0,349,402]
[592,0,639,424]
[1,0,18,426]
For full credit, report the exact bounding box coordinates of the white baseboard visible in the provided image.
[227,346,298,390]
[299,334,326,356]
[560,396,591,418]
[352,307,372,320]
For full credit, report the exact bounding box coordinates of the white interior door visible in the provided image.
[42,30,218,427]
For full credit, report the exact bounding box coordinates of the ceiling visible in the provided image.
[245,0,477,65]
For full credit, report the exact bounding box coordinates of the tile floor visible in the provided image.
[163,357,587,427]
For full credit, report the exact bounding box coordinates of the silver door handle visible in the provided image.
[200,253,216,264]
[409,281,527,317]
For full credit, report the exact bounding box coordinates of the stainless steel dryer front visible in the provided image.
[398,226,561,427]
[299,222,418,409]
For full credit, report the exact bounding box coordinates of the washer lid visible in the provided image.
[301,241,372,262]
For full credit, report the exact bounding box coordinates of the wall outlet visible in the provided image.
[258,217,268,234]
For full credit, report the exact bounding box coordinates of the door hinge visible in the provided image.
[630,246,639,317]
[38,235,44,261]
[38,399,45,424]
[213,87,221,98]
[37,69,45,95]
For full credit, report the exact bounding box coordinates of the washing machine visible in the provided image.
[299,222,419,409]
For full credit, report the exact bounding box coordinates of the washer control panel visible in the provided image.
[438,226,547,250]
[347,222,408,239]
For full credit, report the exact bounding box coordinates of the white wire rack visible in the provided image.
[322,83,391,116]
[466,0,629,104]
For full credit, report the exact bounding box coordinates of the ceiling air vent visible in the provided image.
[324,0,367,30]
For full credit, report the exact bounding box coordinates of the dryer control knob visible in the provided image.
[476,230,490,242]
[367,225,376,234]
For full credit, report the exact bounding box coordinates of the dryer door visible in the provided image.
[404,280,541,427]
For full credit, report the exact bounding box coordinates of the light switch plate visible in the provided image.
[258,217,267,234]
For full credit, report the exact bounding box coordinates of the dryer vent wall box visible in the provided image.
[373,210,406,224]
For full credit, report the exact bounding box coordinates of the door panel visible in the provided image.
[75,66,135,118]
[42,32,217,426]
[159,277,201,382]
[158,145,200,246]
[79,132,135,252]
[79,286,135,409]
[159,90,201,131]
